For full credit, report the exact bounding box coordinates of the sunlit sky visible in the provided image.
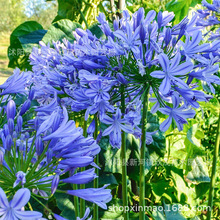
[23,0,56,17]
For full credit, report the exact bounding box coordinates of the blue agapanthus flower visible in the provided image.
[102,108,133,148]
[0,188,42,220]
[150,52,193,94]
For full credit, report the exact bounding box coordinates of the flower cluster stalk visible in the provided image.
[121,85,129,220]
[80,119,87,217]
[93,115,99,220]
[139,86,150,220]
[207,110,220,220]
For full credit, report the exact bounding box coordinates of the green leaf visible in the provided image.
[151,179,175,203]
[99,173,118,189]
[165,0,200,24]
[186,157,210,183]
[152,204,187,220]
[170,170,188,203]
[42,19,82,45]
[99,198,124,219]
[55,193,76,220]
[195,182,210,198]
[147,112,166,157]
[53,0,83,22]
[89,23,103,39]
[164,204,187,220]
[8,21,46,70]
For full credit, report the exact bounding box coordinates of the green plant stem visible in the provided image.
[73,184,79,217]
[207,110,220,220]
[121,85,129,220]
[80,120,87,218]
[139,86,150,220]
[93,115,99,220]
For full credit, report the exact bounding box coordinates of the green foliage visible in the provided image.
[42,19,82,44]
[55,193,76,220]
[165,0,201,24]
[8,21,46,70]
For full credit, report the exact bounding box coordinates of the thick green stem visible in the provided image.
[121,85,129,220]
[207,111,220,220]
[73,184,79,217]
[139,86,150,220]
[93,115,99,220]
[80,120,87,218]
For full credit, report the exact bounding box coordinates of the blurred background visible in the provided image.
[0,0,57,82]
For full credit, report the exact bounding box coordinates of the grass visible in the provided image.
[0,32,12,84]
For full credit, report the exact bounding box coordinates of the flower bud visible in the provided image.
[12,131,17,139]
[17,116,23,133]
[6,135,13,151]
[47,148,53,163]
[52,114,61,132]
[3,124,9,137]
[34,116,40,130]
[28,89,35,101]
[20,134,25,141]
[51,174,60,195]
[157,11,163,29]
[0,147,5,164]
[164,27,171,46]
[20,99,31,116]
[177,23,187,41]
[36,136,44,156]
[6,100,16,120]
[116,73,128,85]
[8,118,14,135]
[96,131,102,143]
[25,132,30,139]
[87,120,95,136]
[113,19,119,31]
[139,22,146,44]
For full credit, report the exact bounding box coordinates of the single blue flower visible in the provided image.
[13,171,26,188]
[150,52,193,94]
[0,187,42,220]
[102,108,133,148]
[85,80,111,103]
[159,96,196,132]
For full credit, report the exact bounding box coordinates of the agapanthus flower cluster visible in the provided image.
[0,97,111,219]
[12,8,218,149]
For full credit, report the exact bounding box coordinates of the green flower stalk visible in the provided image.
[139,86,150,220]
[93,115,99,220]
[121,85,129,220]
[207,109,220,220]
[80,119,88,217]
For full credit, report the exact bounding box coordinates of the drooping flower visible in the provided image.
[67,185,112,210]
[0,68,32,95]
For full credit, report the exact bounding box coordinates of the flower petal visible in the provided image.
[11,188,30,209]
[160,116,172,132]
[0,188,9,209]
[150,71,165,79]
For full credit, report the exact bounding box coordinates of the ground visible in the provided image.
[0,32,12,84]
